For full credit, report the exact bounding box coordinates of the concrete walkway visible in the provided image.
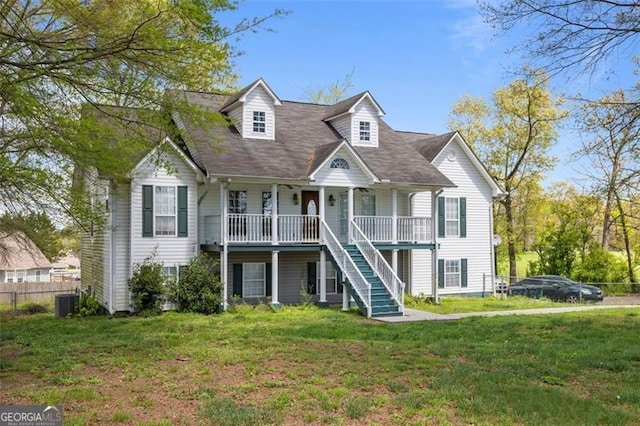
[375,304,640,323]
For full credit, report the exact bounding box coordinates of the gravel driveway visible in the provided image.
[601,295,640,305]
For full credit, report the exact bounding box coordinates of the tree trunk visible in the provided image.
[615,193,638,293]
[503,194,518,283]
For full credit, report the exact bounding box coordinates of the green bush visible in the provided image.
[572,247,628,284]
[76,293,102,316]
[169,253,222,314]
[128,254,166,315]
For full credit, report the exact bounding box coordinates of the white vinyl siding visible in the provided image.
[227,105,243,135]
[113,186,131,312]
[351,101,378,147]
[411,140,495,296]
[331,115,351,141]
[130,149,199,293]
[242,86,275,140]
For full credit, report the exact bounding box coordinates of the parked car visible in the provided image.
[508,275,603,303]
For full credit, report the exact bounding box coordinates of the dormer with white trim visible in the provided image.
[220,78,282,140]
[323,92,385,148]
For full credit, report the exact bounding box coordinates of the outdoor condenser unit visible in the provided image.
[55,294,79,317]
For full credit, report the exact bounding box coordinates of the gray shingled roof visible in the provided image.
[411,131,457,162]
[172,90,455,188]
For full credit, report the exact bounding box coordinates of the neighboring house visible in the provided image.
[0,232,53,283]
[81,78,502,317]
[51,253,81,281]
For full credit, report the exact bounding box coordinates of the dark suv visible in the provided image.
[508,275,603,303]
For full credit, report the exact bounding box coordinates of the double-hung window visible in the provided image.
[243,263,266,298]
[359,121,371,141]
[438,258,468,288]
[142,185,188,237]
[253,111,266,133]
[6,271,14,283]
[438,196,466,238]
[316,261,338,294]
[155,186,176,236]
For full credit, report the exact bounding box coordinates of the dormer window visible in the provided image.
[252,111,266,133]
[359,121,371,142]
[330,158,350,169]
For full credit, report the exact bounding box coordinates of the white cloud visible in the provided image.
[451,13,493,53]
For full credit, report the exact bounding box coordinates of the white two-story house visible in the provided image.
[81,78,502,318]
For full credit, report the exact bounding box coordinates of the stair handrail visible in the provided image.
[320,219,372,317]
[350,220,405,314]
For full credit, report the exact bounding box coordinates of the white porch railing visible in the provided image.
[203,214,320,244]
[354,216,432,243]
[204,214,432,245]
[397,216,432,242]
[350,221,405,314]
[279,215,320,243]
[321,220,372,317]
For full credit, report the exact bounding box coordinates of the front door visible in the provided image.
[302,191,319,241]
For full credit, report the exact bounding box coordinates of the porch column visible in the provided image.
[319,186,325,241]
[391,188,398,244]
[271,184,278,245]
[319,250,328,306]
[271,250,280,307]
[221,183,229,310]
[392,249,399,276]
[342,282,350,311]
[347,186,354,243]
[431,189,440,304]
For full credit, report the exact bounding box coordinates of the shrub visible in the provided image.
[76,293,102,316]
[572,247,628,283]
[170,253,222,314]
[128,254,166,315]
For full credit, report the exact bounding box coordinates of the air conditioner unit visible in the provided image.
[55,294,79,317]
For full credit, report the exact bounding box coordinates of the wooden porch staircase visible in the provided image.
[340,245,402,318]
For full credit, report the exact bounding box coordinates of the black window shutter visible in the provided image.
[438,259,445,288]
[438,196,445,238]
[232,264,243,297]
[307,262,317,295]
[460,197,467,238]
[177,186,188,237]
[461,258,468,288]
[337,268,344,293]
[265,263,272,297]
[142,185,153,237]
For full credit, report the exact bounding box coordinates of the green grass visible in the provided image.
[1,307,639,424]
[406,294,560,314]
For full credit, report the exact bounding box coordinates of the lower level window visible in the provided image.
[316,261,338,294]
[16,271,25,283]
[6,271,14,283]
[162,266,178,284]
[243,263,266,297]
[35,270,41,282]
[445,259,460,288]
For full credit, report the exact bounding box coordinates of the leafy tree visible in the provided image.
[0,0,284,249]
[449,70,566,282]
[0,212,64,261]
[575,90,639,290]
[169,253,222,314]
[572,246,627,284]
[302,69,355,104]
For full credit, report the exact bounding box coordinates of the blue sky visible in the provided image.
[220,0,637,183]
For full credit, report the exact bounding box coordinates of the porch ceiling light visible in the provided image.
[293,193,299,205]
[328,194,336,206]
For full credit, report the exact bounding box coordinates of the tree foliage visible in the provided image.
[0,0,283,241]
[0,212,64,261]
[302,69,355,104]
[449,70,566,281]
[480,0,640,80]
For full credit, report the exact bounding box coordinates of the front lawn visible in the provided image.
[406,295,561,314]
[1,307,639,425]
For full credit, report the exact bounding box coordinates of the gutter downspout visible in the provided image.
[431,189,444,304]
